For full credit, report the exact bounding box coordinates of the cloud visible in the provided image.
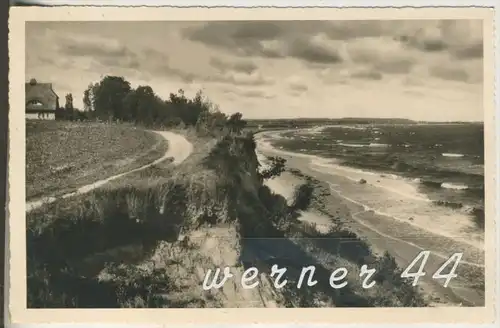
[373,58,414,74]
[208,70,274,86]
[44,32,198,84]
[222,87,275,99]
[228,21,284,41]
[404,89,426,97]
[343,37,417,75]
[289,83,309,92]
[184,22,344,64]
[399,26,448,53]
[184,22,282,57]
[350,69,383,80]
[210,57,258,74]
[429,65,470,82]
[34,54,57,66]
[287,35,343,64]
[156,65,197,83]
[453,41,483,59]
[287,76,309,93]
[184,20,483,63]
[55,34,140,69]
[343,37,419,76]
[241,89,275,99]
[54,33,272,87]
[396,20,483,59]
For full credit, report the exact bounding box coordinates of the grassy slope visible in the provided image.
[26,121,168,200]
[26,129,427,308]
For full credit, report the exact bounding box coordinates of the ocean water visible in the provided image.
[263,123,485,248]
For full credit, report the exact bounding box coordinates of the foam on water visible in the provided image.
[306,125,330,134]
[441,182,469,190]
[338,143,366,148]
[442,153,465,158]
[328,125,370,130]
[336,142,389,148]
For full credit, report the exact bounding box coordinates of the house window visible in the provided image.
[27,99,45,107]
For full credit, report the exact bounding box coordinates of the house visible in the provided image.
[25,78,60,120]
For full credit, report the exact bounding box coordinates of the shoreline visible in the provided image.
[255,131,485,307]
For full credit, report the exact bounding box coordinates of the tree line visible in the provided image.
[56,75,247,135]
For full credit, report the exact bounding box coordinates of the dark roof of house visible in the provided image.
[25,79,59,111]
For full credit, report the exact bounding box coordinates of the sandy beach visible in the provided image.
[256,131,485,307]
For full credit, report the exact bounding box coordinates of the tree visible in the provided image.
[226,112,247,134]
[166,89,214,127]
[122,90,139,123]
[83,83,97,112]
[134,85,157,125]
[187,90,211,126]
[122,85,158,125]
[64,93,74,120]
[196,110,228,135]
[64,93,73,110]
[92,76,131,121]
[210,111,228,130]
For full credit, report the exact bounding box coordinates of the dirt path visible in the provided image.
[26,130,193,212]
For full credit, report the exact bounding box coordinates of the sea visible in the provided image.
[262,123,485,249]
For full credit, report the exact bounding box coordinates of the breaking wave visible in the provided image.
[442,153,465,158]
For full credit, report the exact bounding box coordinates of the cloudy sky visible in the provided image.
[26,20,483,121]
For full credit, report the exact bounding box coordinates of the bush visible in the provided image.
[291,181,315,211]
[259,156,286,180]
[371,251,427,307]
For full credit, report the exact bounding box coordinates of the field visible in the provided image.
[26,120,168,200]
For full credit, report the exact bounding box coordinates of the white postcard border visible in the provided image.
[6,3,499,327]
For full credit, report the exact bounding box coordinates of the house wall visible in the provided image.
[43,94,58,110]
[26,112,55,120]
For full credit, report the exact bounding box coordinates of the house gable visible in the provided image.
[25,79,60,112]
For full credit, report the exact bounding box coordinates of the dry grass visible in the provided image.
[26,120,168,200]
[26,131,236,308]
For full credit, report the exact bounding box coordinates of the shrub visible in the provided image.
[291,181,315,211]
[259,156,286,180]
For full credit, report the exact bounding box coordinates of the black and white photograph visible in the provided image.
[7,6,497,325]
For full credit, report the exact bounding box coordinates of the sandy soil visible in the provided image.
[26,130,193,212]
[255,131,485,307]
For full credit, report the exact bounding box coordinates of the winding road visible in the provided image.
[26,130,193,213]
